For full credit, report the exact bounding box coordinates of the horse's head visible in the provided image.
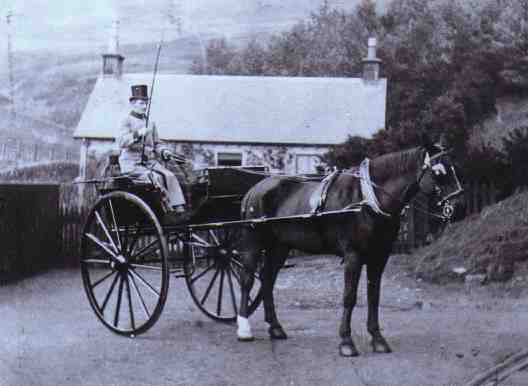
[418,137,464,219]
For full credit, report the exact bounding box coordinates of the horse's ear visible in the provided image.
[437,132,448,149]
[420,132,435,153]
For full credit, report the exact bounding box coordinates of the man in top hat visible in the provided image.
[117,84,188,223]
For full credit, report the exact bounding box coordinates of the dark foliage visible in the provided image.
[503,126,528,191]
[191,0,528,192]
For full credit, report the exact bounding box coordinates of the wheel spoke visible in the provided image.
[101,273,120,312]
[230,262,242,285]
[219,228,231,245]
[231,258,260,281]
[127,227,141,256]
[188,241,215,249]
[129,263,163,272]
[129,268,160,298]
[91,270,116,289]
[131,239,160,261]
[114,274,125,328]
[128,272,150,318]
[125,275,135,331]
[200,268,220,305]
[217,269,225,316]
[190,263,216,284]
[226,268,238,315]
[82,258,111,265]
[191,233,213,248]
[86,233,119,260]
[95,210,119,254]
[108,199,122,251]
[209,230,220,246]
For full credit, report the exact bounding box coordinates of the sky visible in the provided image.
[0,0,388,66]
[0,0,387,49]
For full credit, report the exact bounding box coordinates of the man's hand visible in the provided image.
[137,127,149,137]
[161,149,186,163]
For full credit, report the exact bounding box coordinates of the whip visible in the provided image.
[141,37,164,164]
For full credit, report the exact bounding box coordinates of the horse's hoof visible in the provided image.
[371,338,392,353]
[339,341,360,357]
[269,326,288,340]
[237,335,255,342]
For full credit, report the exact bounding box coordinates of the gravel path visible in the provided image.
[2,255,528,386]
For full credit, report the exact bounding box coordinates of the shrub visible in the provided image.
[503,126,528,191]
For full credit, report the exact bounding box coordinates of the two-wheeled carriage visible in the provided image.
[80,165,273,336]
[80,143,464,354]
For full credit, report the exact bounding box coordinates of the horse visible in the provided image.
[235,137,462,357]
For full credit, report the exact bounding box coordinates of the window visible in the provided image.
[217,152,242,166]
[295,154,322,174]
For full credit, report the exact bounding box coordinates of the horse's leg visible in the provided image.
[262,246,289,340]
[366,256,392,353]
[237,247,260,342]
[338,252,363,357]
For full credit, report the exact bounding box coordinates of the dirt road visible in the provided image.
[2,255,528,386]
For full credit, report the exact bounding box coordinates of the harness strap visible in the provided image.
[310,170,341,214]
[359,159,391,217]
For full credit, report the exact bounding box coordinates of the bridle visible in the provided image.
[416,149,464,220]
[341,147,464,221]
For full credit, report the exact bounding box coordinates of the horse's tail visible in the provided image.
[241,182,266,220]
[241,184,257,220]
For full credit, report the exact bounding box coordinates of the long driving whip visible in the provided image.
[141,39,164,164]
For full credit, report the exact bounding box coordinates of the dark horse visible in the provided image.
[235,138,461,357]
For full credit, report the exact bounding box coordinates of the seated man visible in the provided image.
[116,84,188,224]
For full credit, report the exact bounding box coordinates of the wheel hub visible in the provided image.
[215,248,234,269]
[111,255,129,272]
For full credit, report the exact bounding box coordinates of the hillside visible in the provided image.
[409,191,528,283]
[1,0,388,152]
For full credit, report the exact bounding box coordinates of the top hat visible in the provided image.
[129,84,149,102]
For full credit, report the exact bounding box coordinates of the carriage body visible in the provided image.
[80,163,270,336]
[96,160,269,225]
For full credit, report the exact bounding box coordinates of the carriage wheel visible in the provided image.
[80,191,169,336]
[183,226,262,322]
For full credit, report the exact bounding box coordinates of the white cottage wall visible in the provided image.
[80,138,329,180]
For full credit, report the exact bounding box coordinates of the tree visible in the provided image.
[324,135,370,168]
[190,38,237,75]
[503,126,528,191]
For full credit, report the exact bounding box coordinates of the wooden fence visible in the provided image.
[0,184,61,283]
[0,138,78,170]
[59,205,88,267]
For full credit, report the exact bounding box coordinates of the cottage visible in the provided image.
[74,38,386,180]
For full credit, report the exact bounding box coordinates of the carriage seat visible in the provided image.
[100,151,208,215]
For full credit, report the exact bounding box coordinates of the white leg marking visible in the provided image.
[237,315,254,340]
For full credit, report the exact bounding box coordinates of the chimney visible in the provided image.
[102,19,124,77]
[362,37,381,81]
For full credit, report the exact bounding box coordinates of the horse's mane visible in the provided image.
[369,147,424,182]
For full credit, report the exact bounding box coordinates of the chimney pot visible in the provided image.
[363,37,381,82]
[102,19,124,78]
[367,37,377,59]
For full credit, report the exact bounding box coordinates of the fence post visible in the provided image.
[408,205,416,250]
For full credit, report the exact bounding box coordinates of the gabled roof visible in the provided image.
[74,74,386,145]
